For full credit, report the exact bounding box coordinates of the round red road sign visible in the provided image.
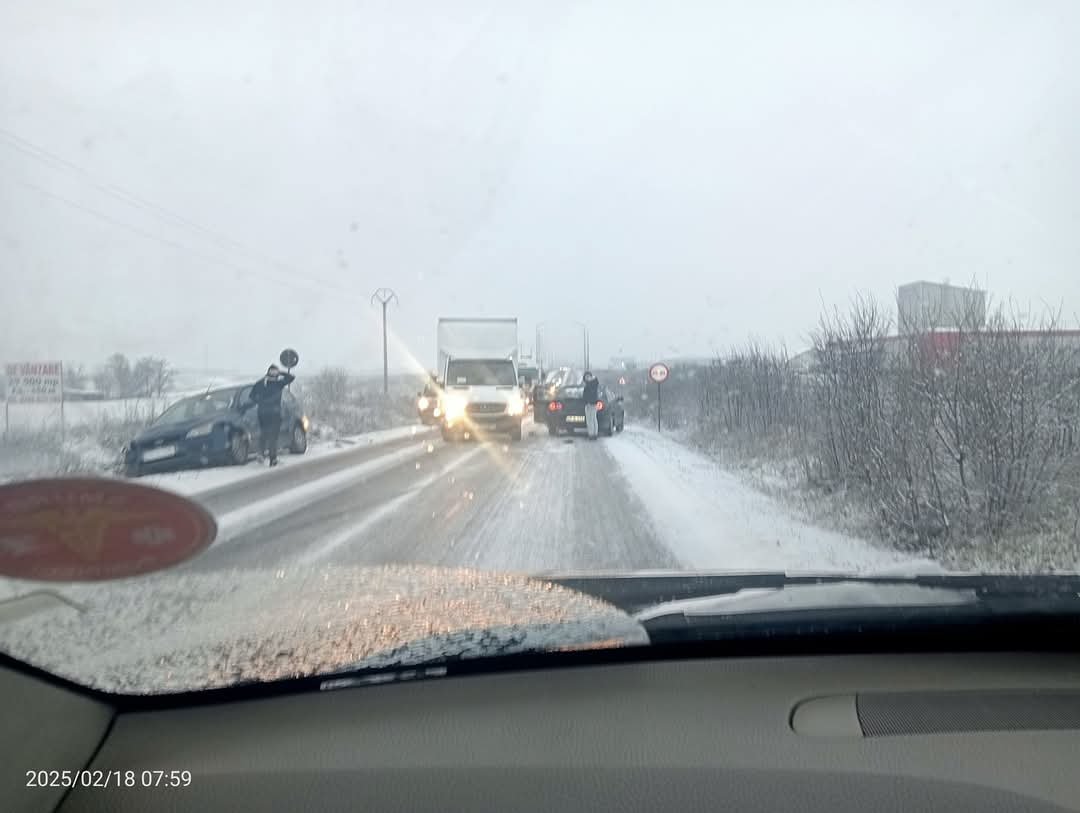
[648,362,670,384]
[0,478,217,582]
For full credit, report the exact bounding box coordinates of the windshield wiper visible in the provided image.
[545,572,1080,615]
[629,574,1080,646]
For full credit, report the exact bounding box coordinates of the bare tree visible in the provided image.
[64,363,88,390]
[132,357,173,398]
[104,353,134,397]
[92,367,114,397]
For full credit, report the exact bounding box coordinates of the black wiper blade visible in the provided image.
[545,572,1080,615]
[638,583,1080,647]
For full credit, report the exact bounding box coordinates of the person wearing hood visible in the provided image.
[582,371,600,440]
[248,364,295,466]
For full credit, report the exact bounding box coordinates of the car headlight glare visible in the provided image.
[443,396,467,421]
[418,396,430,410]
[507,395,525,416]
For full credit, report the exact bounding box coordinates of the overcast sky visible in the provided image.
[2,0,1079,374]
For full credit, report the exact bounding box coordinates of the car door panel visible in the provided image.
[236,387,261,446]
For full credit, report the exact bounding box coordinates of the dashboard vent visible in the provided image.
[856,690,1080,737]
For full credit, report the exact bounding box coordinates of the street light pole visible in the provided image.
[370,288,399,395]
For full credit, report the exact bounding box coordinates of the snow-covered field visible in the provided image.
[606,425,939,574]
[3,397,169,433]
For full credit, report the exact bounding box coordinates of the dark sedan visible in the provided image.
[124,385,309,476]
[541,384,625,437]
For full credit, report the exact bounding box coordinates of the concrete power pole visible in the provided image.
[370,288,398,395]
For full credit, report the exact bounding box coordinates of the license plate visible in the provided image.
[566,415,585,424]
[142,445,177,462]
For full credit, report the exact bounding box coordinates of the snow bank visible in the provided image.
[139,425,435,497]
[606,426,936,574]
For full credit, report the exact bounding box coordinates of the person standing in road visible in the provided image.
[582,370,600,440]
[248,364,295,466]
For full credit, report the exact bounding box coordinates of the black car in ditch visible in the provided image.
[123,385,309,476]
[541,383,625,436]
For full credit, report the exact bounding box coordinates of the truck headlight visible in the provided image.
[506,395,525,416]
[418,396,430,410]
[443,396,467,421]
[186,422,215,438]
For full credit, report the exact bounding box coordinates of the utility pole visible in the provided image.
[370,288,398,395]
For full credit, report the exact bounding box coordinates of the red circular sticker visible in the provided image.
[0,478,217,582]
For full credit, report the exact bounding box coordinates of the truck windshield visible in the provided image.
[446,360,517,386]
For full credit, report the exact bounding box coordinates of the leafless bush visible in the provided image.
[642,293,1080,563]
[309,367,350,408]
[809,298,1080,552]
[292,371,418,436]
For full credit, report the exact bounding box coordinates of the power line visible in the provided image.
[0,127,348,294]
[18,180,352,300]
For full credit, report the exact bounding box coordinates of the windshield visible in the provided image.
[2,1,1079,696]
[153,391,238,425]
[446,359,517,386]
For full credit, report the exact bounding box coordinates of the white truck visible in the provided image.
[436,317,524,442]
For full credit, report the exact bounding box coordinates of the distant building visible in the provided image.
[897,281,986,335]
[790,330,1080,374]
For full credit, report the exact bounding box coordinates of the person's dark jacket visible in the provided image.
[582,376,600,404]
[248,373,295,418]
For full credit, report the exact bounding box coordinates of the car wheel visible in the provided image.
[616,417,624,433]
[290,423,308,454]
[546,422,559,436]
[604,418,614,437]
[510,421,523,442]
[228,432,250,465]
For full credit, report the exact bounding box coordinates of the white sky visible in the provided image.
[2,0,1078,374]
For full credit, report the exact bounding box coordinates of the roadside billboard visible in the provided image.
[4,362,64,403]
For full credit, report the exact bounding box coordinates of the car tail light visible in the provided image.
[547,401,563,412]
[596,400,605,411]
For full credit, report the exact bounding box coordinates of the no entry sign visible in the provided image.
[0,478,217,581]
[279,348,300,369]
[648,362,670,431]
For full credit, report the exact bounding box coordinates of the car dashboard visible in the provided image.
[5,648,1080,812]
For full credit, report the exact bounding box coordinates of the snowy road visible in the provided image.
[168,418,923,576]
[0,417,935,692]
